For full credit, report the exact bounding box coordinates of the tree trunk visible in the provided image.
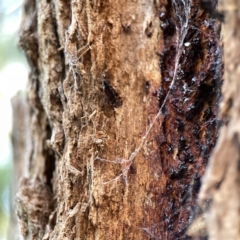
[13,0,223,239]
[196,1,240,239]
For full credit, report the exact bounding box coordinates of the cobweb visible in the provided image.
[96,0,192,184]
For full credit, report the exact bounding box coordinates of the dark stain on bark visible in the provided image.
[143,0,223,238]
[102,79,123,108]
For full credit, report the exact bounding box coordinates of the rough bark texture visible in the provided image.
[196,1,240,239]
[149,1,222,238]
[10,93,31,240]
[14,0,222,239]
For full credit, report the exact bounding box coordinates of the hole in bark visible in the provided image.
[145,81,150,94]
[122,24,131,34]
[44,124,56,190]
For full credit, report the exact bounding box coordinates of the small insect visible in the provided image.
[102,79,123,108]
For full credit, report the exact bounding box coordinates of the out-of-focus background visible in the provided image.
[0,0,27,239]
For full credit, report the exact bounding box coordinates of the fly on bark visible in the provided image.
[102,79,123,108]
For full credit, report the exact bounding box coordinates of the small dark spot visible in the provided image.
[169,164,187,179]
[171,99,184,115]
[215,179,223,190]
[186,84,214,120]
[203,107,212,122]
[178,136,186,150]
[185,152,194,163]
[186,101,204,120]
[160,20,169,30]
[168,224,174,230]
[191,77,197,85]
[145,81,150,94]
[162,20,175,36]
[102,79,123,108]
[176,119,184,132]
[180,185,190,204]
[146,31,152,38]
[129,165,136,174]
[159,11,167,21]
[196,143,204,152]
[152,89,158,97]
[179,150,194,163]
[192,124,200,137]
[192,37,200,45]
[122,24,131,34]
[193,177,201,193]
[157,87,165,105]
[145,22,153,38]
[167,145,173,154]
[166,184,172,191]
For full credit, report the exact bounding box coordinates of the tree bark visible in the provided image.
[196,1,240,239]
[10,93,31,240]
[13,0,223,239]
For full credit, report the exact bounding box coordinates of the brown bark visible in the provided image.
[148,0,222,238]
[13,0,223,239]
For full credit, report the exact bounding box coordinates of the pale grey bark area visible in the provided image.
[10,93,31,240]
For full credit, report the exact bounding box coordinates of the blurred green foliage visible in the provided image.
[0,11,26,71]
[0,32,25,70]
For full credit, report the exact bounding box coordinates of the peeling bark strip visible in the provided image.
[14,0,222,239]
